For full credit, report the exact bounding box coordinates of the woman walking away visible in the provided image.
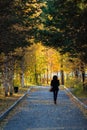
[51,75,60,104]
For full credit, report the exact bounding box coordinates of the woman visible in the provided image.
[51,75,60,104]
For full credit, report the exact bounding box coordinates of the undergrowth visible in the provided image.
[65,78,87,98]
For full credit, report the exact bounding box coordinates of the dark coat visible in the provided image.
[51,79,60,91]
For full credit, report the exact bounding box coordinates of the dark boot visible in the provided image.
[54,100,56,104]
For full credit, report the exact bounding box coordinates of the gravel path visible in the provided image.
[2,87,87,130]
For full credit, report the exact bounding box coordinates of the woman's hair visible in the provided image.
[53,75,58,80]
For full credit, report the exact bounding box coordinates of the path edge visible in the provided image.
[64,86,87,110]
[0,88,31,122]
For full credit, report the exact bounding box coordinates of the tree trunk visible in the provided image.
[82,71,85,91]
[61,70,64,85]
[2,55,14,96]
[80,62,85,91]
[8,58,14,95]
[3,59,9,96]
[20,72,24,87]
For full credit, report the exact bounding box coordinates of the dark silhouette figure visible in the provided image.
[51,75,60,104]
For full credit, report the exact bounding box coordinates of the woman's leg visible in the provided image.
[55,90,58,101]
[53,91,58,104]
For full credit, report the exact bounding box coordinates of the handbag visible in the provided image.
[49,87,53,92]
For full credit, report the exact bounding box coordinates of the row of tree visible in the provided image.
[37,0,87,64]
[0,0,44,95]
[36,0,87,88]
[0,0,87,96]
[0,43,87,96]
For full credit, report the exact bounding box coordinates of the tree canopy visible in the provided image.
[0,0,43,54]
[36,0,87,64]
[0,0,87,64]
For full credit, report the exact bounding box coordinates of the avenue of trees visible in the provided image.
[0,0,87,96]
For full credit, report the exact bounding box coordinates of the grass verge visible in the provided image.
[0,86,30,115]
[65,78,87,105]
